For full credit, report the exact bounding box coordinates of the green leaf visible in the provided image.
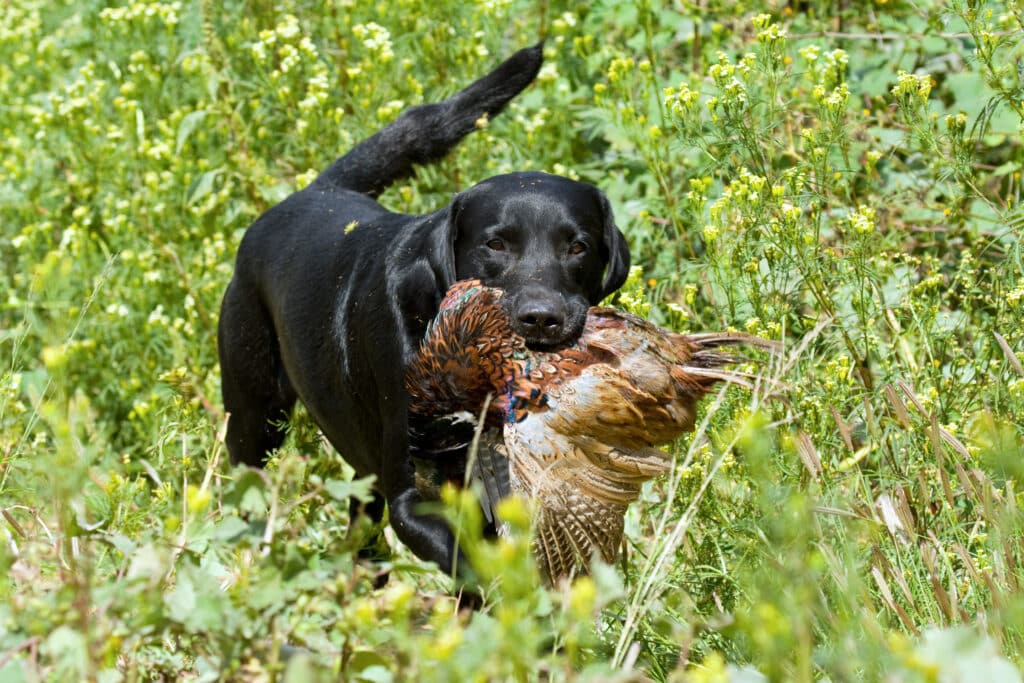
[176,110,207,154]
[101,531,137,556]
[166,565,229,632]
[283,654,326,683]
[0,660,27,683]
[165,571,197,623]
[324,476,376,504]
[212,515,250,541]
[354,666,393,683]
[41,627,88,679]
[350,651,393,683]
[257,181,293,204]
[126,543,165,581]
[186,169,221,206]
[727,667,769,683]
[223,469,270,515]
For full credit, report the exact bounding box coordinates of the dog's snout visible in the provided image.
[511,291,572,346]
[518,303,565,332]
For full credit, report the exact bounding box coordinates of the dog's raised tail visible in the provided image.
[315,43,544,198]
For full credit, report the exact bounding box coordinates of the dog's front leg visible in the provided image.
[388,486,462,573]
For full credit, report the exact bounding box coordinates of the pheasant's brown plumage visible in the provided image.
[406,280,776,583]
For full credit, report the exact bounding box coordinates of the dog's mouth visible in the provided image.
[524,337,570,352]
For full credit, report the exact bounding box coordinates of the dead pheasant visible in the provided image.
[406,279,776,583]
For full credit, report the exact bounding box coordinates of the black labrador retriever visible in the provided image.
[218,44,630,577]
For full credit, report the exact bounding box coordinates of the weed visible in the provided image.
[1,0,1022,680]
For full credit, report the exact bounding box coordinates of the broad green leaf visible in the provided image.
[186,169,221,206]
[175,110,207,154]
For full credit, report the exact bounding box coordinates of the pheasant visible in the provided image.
[405,279,776,583]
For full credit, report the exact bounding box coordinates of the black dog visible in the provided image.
[218,44,630,577]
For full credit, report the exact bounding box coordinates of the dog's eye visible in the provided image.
[485,238,506,251]
[568,241,588,255]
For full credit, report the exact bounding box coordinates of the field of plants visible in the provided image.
[2,0,1024,680]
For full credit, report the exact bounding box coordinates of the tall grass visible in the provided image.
[1,0,1022,680]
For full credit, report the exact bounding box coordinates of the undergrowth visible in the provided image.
[1,0,1023,680]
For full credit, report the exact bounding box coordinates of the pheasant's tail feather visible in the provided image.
[684,332,782,353]
[681,332,780,381]
[684,350,747,371]
[687,336,789,395]
[679,366,759,390]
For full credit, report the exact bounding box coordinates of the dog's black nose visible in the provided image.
[515,297,567,345]
[518,305,564,332]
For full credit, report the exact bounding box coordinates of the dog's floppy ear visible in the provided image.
[597,192,631,301]
[431,193,462,289]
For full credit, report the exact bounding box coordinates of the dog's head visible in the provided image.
[435,172,630,348]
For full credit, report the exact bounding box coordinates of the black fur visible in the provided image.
[218,44,630,577]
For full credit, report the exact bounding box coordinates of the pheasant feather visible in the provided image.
[406,280,777,583]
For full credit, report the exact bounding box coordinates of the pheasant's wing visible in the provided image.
[536,364,699,449]
[532,504,584,583]
[463,420,621,560]
[408,411,479,459]
[470,430,512,527]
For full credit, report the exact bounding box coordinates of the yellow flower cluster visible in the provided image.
[945,112,967,136]
[708,51,754,104]
[352,22,395,63]
[614,265,652,316]
[98,1,181,27]
[847,205,876,234]
[664,82,700,117]
[814,81,849,113]
[1007,280,1024,306]
[891,70,933,104]
[820,48,848,88]
[799,45,821,63]
[709,167,771,222]
[753,13,787,47]
[607,56,635,84]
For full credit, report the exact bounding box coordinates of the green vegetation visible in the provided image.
[2,0,1024,679]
